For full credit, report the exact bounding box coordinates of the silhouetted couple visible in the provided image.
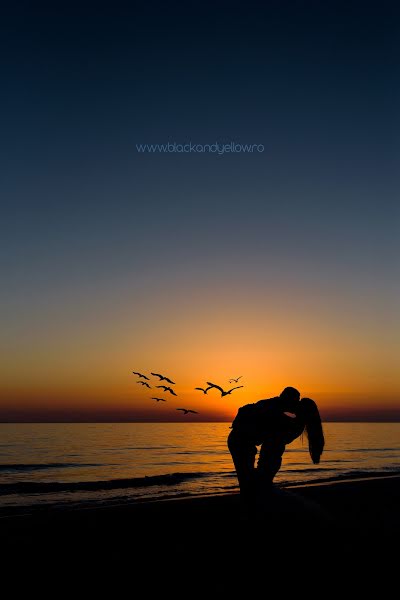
[228,387,324,512]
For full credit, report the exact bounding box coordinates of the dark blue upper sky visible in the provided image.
[1,1,399,419]
[2,1,398,275]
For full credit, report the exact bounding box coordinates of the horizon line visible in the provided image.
[1,420,400,424]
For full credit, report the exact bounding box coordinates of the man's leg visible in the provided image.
[227,431,257,511]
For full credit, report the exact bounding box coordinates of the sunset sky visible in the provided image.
[1,1,399,422]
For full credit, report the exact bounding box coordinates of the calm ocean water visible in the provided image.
[0,422,399,514]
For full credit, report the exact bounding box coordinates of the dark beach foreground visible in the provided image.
[2,476,399,589]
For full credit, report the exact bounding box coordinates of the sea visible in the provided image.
[0,422,399,515]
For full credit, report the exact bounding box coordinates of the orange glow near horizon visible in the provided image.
[1,276,399,421]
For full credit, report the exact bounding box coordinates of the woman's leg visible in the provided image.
[227,430,257,509]
[256,438,286,492]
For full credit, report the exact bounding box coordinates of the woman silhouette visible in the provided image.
[227,387,325,509]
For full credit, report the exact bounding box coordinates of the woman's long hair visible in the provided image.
[300,398,325,464]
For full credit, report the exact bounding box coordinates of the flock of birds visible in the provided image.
[132,371,244,415]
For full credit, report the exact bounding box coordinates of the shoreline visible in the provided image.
[3,473,400,528]
[1,467,399,503]
[1,470,400,519]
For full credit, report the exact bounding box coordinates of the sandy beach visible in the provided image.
[2,475,399,586]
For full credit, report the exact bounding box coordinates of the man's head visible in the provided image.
[279,386,301,411]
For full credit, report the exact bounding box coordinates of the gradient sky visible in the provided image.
[1,1,399,421]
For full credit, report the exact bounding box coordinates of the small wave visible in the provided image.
[283,469,400,487]
[283,467,332,473]
[338,448,400,453]
[0,471,206,495]
[0,463,102,472]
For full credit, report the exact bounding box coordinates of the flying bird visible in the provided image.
[151,397,167,402]
[176,408,198,414]
[195,386,212,394]
[156,385,177,396]
[206,382,244,397]
[229,376,243,383]
[137,381,152,388]
[132,372,150,380]
[151,373,175,384]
